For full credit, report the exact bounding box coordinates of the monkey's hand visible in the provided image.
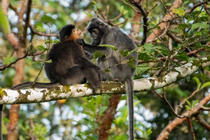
[76,39,86,46]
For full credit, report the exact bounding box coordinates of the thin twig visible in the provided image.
[32,63,45,87]
[147,3,158,13]
[167,30,182,43]
[0,52,28,71]
[196,115,210,131]
[152,90,163,99]
[110,13,123,22]
[177,90,198,112]
[23,0,32,39]
[162,88,184,118]
[204,4,210,16]
[187,118,196,140]
[129,0,148,45]
[185,1,208,14]
[153,89,184,118]
[121,0,139,13]
[200,106,210,111]
[29,24,57,37]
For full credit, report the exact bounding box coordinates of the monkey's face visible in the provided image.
[66,28,83,41]
[90,28,99,39]
[72,28,82,38]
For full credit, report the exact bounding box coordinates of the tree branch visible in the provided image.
[196,115,210,131]
[0,56,209,104]
[29,24,58,37]
[97,94,122,139]
[157,92,210,140]
[146,0,182,43]
[187,118,196,140]
[129,0,148,45]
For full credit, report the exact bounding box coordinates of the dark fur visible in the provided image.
[4,24,101,140]
[77,18,137,140]
[12,24,101,90]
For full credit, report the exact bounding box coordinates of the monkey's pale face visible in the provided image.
[72,28,82,38]
[66,28,83,41]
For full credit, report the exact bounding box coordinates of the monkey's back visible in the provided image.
[44,40,85,82]
[99,27,138,81]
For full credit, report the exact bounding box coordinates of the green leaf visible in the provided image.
[138,52,151,61]
[40,15,55,23]
[166,3,172,7]
[186,99,191,106]
[83,11,93,17]
[174,88,187,97]
[44,59,52,63]
[99,106,107,115]
[92,0,97,5]
[175,51,189,61]
[135,64,150,76]
[178,24,188,30]
[120,50,129,57]
[3,117,9,123]
[128,56,137,69]
[36,45,48,51]
[134,100,141,106]
[142,43,160,55]
[191,23,209,31]
[0,4,10,35]
[104,69,111,73]
[173,7,185,16]
[192,77,201,91]
[36,26,46,32]
[93,51,106,59]
[192,100,199,107]
[185,105,191,111]
[45,39,60,44]
[99,44,118,51]
[3,54,16,65]
[200,82,210,90]
[146,128,152,137]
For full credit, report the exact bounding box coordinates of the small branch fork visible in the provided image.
[128,0,148,45]
[0,50,46,71]
[153,88,184,119]
[94,5,127,27]
[154,88,210,140]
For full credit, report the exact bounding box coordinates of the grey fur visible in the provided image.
[77,18,138,140]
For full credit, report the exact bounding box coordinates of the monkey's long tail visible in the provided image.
[0,105,3,140]
[125,78,134,140]
[11,81,60,90]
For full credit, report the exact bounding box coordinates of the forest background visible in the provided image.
[0,0,210,140]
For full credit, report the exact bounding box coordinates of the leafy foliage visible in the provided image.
[0,0,210,139]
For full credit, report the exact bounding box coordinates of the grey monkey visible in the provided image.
[77,18,138,140]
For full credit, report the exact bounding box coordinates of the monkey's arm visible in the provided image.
[74,56,100,69]
[77,39,108,54]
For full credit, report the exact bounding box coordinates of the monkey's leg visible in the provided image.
[81,67,101,90]
[63,66,86,85]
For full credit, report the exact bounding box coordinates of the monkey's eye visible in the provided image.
[91,29,97,34]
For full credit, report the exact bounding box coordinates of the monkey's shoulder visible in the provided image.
[48,41,84,58]
[50,40,81,51]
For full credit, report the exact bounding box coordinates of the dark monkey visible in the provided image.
[11,24,101,90]
[77,18,137,140]
[0,25,101,140]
